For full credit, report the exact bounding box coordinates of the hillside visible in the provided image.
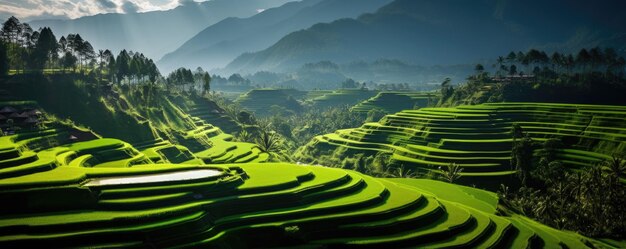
[158,0,393,73]
[308,89,378,110]
[30,0,293,60]
[236,89,304,116]
[0,133,610,247]
[0,75,263,165]
[296,102,626,188]
[351,92,440,114]
[225,0,626,73]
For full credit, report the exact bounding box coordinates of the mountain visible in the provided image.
[30,0,293,60]
[224,0,626,74]
[158,0,393,73]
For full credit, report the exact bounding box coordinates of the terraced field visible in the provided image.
[351,92,440,114]
[0,133,609,247]
[236,89,303,116]
[178,97,242,135]
[297,103,626,187]
[308,89,378,109]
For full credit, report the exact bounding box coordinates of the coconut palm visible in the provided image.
[440,163,463,183]
[603,155,626,180]
[255,131,282,155]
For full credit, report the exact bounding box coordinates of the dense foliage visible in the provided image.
[439,48,626,106]
[0,16,160,84]
[503,137,626,239]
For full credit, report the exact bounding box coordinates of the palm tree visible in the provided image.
[603,155,626,180]
[440,163,463,183]
[255,131,283,161]
[496,56,505,76]
[237,129,252,142]
[385,166,418,178]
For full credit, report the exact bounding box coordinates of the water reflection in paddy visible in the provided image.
[84,169,223,187]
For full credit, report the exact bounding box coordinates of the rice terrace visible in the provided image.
[0,0,625,248]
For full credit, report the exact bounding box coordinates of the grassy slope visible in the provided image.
[0,112,614,247]
[351,91,440,114]
[0,136,611,247]
[235,89,303,116]
[308,89,378,109]
[296,102,626,188]
[0,75,263,165]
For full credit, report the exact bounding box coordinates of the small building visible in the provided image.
[0,106,17,115]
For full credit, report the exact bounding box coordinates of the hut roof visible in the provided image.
[9,112,29,118]
[23,117,39,124]
[0,106,17,114]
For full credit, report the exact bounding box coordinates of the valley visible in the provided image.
[1,0,625,248]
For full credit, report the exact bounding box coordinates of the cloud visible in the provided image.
[177,0,196,6]
[0,0,208,20]
[95,0,118,10]
[120,1,139,13]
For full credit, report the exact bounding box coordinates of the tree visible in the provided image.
[475,64,485,73]
[78,41,95,72]
[576,48,591,72]
[440,77,453,99]
[506,51,517,63]
[1,17,23,72]
[603,155,626,180]
[512,134,534,185]
[58,36,67,53]
[202,72,211,95]
[440,163,463,183]
[116,49,130,83]
[32,27,57,70]
[496,56,505,76]
[255,131,283,161]
[341,78,358,89]
[551,52,562,73]
[61,51,77,72]
[1,17,21,44]
[0,41,7,76]
[509,64,517,76]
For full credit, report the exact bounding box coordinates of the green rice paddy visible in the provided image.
[297,102,626,187]
[351,91,440,114]
[0,135,609,247]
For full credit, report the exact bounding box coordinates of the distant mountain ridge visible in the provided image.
[224,0,626,74]
[158,0,393,73]
[30,0,293,60]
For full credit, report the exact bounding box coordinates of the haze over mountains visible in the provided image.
[224,0,626,74]
[30,0,293,60]
[158,0,393,73]
[27,0,626,79]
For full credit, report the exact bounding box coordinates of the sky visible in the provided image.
[0,0,206,21]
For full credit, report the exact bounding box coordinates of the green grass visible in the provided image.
[297,102,626,188]
[308,89,378,109]
[0,132,611,248]
[351,91,440,114]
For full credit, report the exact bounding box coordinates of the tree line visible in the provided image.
[0,16,160,85]
[476,48,626,79]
